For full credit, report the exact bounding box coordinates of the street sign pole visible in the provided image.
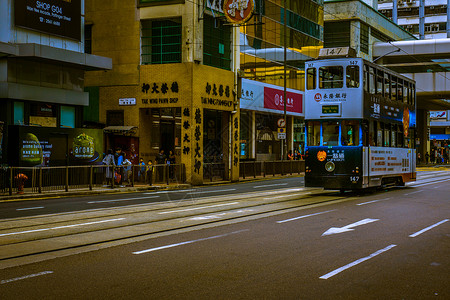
[282,0,287,161]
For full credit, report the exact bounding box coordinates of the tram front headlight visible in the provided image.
[325,161,335,172]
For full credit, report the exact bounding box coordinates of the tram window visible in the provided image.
[384,73,390,98]
[363,65,369,92]
[346,66,360,88]
[377,122,383,146]
[403,83,408,103]
[369,67,376,94]
[341,120,360,146]
[307,68,316,90]
[391,77,397,101]
[319,66,343,89]
[307,121,320,146]
[397,79,403,102]
[411,83,416,106]
[376,70,383,95]
[391,125,397,147]
[384,124,390,147]
[322,121,340,146]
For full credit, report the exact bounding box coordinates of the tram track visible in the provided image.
[0,188,348,267]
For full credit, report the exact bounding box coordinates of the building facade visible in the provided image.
[85,0,242,184]
[239,0,324,160]
[378,0,450,39]
[0,0,111,166]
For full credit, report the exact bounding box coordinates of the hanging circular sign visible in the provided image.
[223,0,255,24]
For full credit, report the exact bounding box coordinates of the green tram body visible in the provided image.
[304,57,416,191]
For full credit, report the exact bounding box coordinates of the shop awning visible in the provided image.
[103,126,137,135]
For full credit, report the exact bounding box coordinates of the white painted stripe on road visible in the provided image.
[404,190,424,196]
[409,219,449,238]
[410,178,450,187]
[277,210,335,224]
[357,198,390,206]
[143,189,194,195]
[132,229,249,254]
[158,202,239,214]
[16,206,45,211]
[253,183,288,188]
[87,196,160,204]
[186,188,236,195]
[1,271,53,284]
[0,218,125,237]
[319,244,397,280]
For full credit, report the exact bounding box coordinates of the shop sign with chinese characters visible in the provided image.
[141,81,179,105]
[223,0,254,24]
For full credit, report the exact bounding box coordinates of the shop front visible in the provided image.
[240,79,305,161]
[100,63,238,185]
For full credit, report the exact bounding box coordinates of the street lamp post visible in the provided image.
[283,0,287,161]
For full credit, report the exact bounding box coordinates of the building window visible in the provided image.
[85,24,92,54]
[360,23,369,54]
[324,22,350,48]
[141,18,182,65]
[106,110,124,126]
[61,106,76,128]
[203,15,232,70]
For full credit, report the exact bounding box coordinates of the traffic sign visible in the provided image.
[277,118,286,128]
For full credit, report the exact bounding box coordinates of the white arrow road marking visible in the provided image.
[322,218,379,236]
[320,244,397,279]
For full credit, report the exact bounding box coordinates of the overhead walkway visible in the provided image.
[373,39,450,110]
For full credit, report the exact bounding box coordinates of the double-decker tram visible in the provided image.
[304,56,416,191]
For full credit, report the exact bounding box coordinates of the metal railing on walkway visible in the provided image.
[0,160,305,196]
[0,164,186,196]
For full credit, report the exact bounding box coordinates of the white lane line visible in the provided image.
[253,183,288,189]
[0,218,125,237]
[411,178,450,187]
[87,196,160,204]
[319,244,397,280]
[404,190,424,196]
[1,271,53,285]
[357,198,390,206]
[158,202,239,214]
[186,189,236,195]
[277,210,335,224]
[132,229,249,254]
[16,206,45,211]
[409,219,449,238]
[143,189,194,195]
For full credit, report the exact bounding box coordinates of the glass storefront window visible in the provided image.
[61,106,75,128]
[14,101,24,125]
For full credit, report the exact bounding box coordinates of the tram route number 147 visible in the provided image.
[350,176,360,183]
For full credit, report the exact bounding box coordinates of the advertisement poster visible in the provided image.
[241,79,304,117]
[9,126,103,167]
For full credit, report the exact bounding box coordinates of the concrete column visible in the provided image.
[251,111,256,159]
[392,0,398,24]
[447,0,450,38]
[419,0,425,39]
[416,109,429,163]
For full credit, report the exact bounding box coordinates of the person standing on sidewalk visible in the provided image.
[146,160,153,185]
[138,158,146,182]
[102,149,115,187]
[425,152,430,164]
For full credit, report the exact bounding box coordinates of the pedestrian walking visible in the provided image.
[425,152,430,164]
[168,150,176,179]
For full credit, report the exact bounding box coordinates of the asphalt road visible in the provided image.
[0,177,304,219]
[0,171,449,299]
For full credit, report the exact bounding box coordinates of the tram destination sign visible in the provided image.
[15,0,81,40]
[322,105,339,114]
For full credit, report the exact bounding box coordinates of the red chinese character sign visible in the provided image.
[223,0,255,24]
